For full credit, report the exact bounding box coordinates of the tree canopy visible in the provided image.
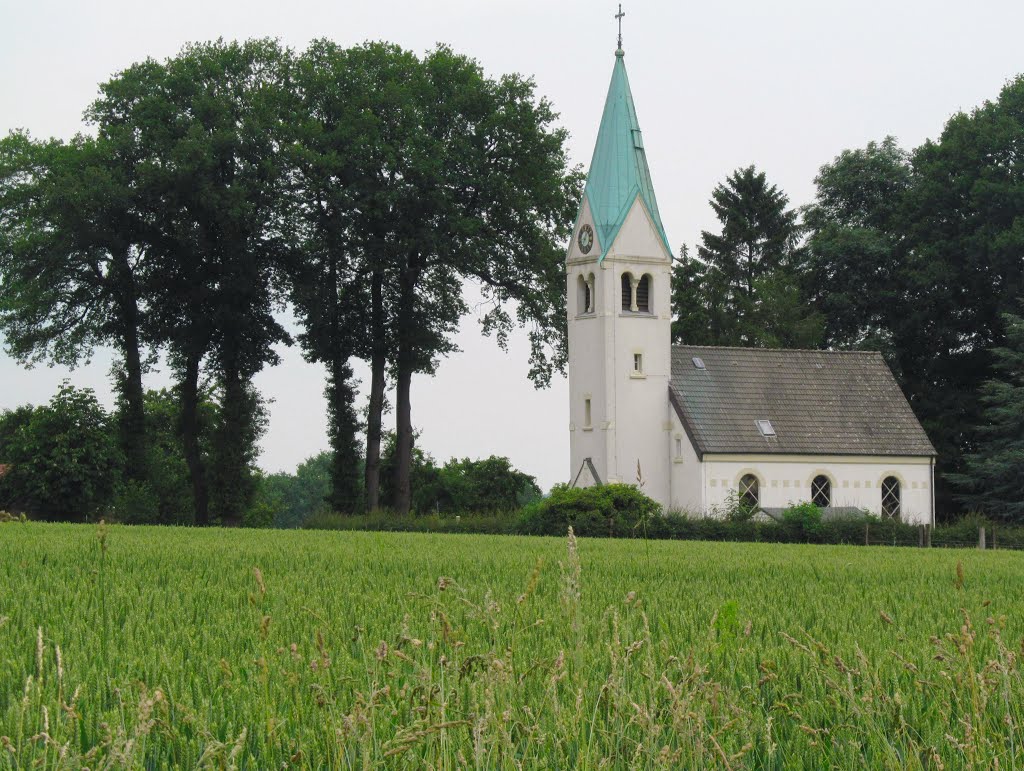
[1,38,574,523]
[672,165,822,348]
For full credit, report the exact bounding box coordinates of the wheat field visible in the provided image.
[0,522,1022,768]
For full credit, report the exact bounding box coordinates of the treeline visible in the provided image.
[0,39,581,525]
[673,79,1024,519]
[0,382,540,525]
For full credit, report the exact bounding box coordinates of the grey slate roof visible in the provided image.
[669,346,936,457]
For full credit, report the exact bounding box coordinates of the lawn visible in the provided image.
[0,522,1021,768]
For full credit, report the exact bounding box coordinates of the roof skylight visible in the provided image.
[756,419,776,437]
[692,356,705,370]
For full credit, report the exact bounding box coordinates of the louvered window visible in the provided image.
[636,275,650,312]
[621,273,632,311]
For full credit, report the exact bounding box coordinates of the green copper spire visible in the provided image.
[581,49,671,262]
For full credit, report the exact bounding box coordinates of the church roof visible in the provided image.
[581,50,671,261]
[669,346,936,457]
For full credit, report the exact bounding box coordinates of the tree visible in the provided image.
[87,39,295,525]
[436,456,541,513]
[380,46,579,514]
[288,42,580,514]
[0,132,153,487]
[0,383,120,520]
[377,431,443,513]
[807,78,1024,515]
[804,138,913,356]
[129,388,219,525]
[949,313,1024,520]
[250,450,337,528]
[672,166,822,348]
[900,78,1024,509]
[287,41,405,514]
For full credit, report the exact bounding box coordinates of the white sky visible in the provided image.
[2,0,1023,492]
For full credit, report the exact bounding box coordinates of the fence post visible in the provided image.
[865,522,869,546]
[978,526,986,550]
[925,525,932,548]
[919,525,925,548]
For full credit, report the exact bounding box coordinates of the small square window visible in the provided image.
[584,398,592,428]
[674,437,682,457]
[633,353,643,373]
[756,419,775,437]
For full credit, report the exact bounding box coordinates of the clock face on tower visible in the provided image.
[577,223,595,255]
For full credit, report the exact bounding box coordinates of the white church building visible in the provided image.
[566,42,936,525]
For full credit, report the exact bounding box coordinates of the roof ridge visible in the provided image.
[672,344,882,356]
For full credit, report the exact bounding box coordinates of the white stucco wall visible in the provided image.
[567,196,673,503]
[699,454,934,524]
[668,403,702,512]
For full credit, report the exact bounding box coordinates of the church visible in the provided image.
[566,38,936,525]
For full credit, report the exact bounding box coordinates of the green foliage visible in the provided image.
[807,78,1024,515]
[0,382,120,520]
[250,451,333,529]
[950,313,1024,520]
[781,501,825,540]
[2,524,1024,766]
[111,479,161,525]
[518,483,662,537]
[304,510,518,535]
[436,456,542,513]
[672,165,823,348]
[0,130,152,485]
[208,382,269,526]
[376,433,539,516]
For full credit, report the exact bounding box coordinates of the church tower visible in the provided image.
[567,35,673,503]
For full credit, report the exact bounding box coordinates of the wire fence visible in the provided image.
[861,525,1024,551]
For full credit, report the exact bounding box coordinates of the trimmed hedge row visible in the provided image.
[304,484,1024,549]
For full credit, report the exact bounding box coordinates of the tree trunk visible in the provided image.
[214,361,250,527]
[111,251,147,485]
[392,266,416,515]
[393,350,413,515]
[179,349,209,526]
[364,267,386,511]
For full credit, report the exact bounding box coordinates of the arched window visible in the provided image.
[811,475,831,507]
[577,274,594,315]
[636,274,650,313]
[738,474,759,511]
[621,273,633,311]
[881,476,901,519]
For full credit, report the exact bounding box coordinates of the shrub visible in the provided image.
[517,483,661,537]
[781,502,825,540]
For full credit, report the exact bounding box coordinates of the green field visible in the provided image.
[1,523,1022,768]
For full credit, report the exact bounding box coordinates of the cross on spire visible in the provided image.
[615,4,625,51]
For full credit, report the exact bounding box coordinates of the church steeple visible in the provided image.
[580,47,671,262]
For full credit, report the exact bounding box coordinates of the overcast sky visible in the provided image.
[2,0,1023,491]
